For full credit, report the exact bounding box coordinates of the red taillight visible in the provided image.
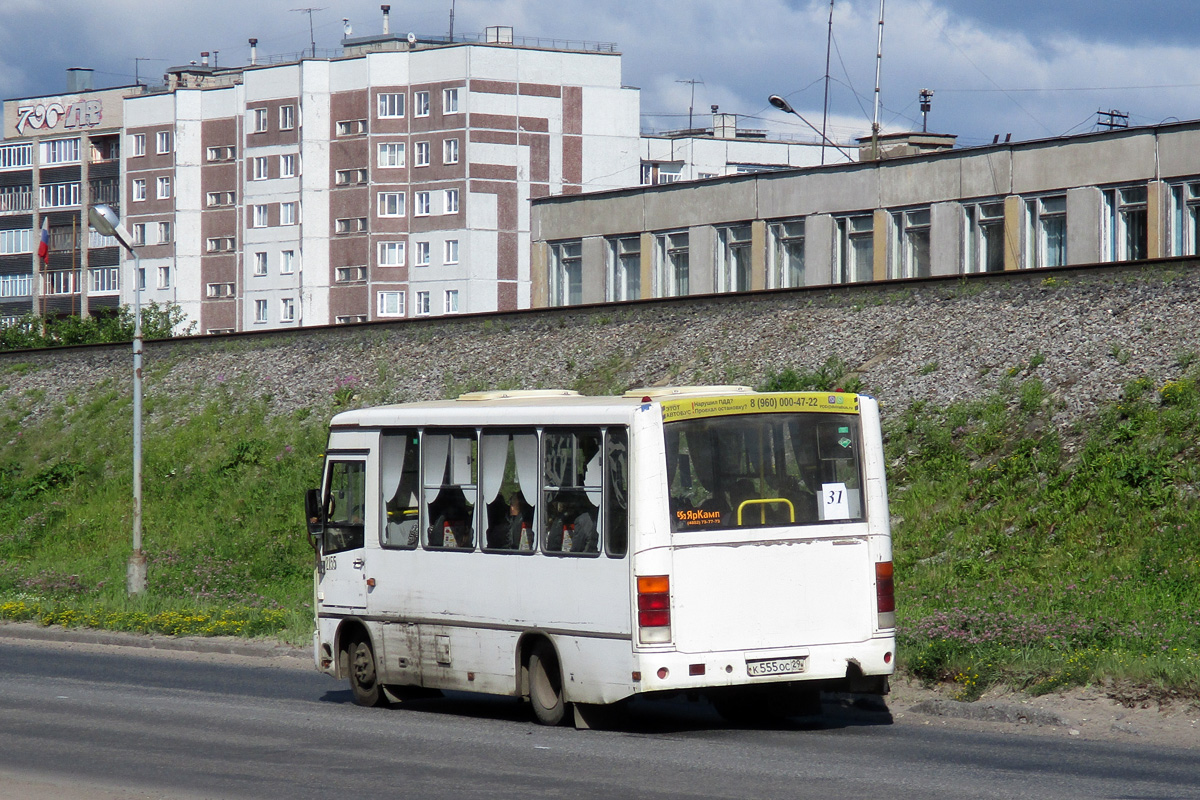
[637,575,671,643]
[876,561,895,627]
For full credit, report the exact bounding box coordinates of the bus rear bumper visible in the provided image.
[633,635,895,696]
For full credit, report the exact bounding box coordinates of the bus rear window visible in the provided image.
[665,413,863,532]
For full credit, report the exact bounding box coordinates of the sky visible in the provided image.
[4,0,1200,149]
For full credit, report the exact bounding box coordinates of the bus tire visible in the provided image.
[348,636,385,707]
[528,642,566,726]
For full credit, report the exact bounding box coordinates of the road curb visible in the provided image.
[0,621,308,661]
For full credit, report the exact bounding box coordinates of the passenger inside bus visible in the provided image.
[486,492,534,550]
[427,485,474,548]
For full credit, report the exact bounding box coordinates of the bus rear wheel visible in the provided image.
[528,642,565,726]
[348,636,385,707]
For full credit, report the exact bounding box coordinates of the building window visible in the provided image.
[157,221,173,244]
[207,282,235,298]
[335,168,367,186]
[157,266,171,289]
[415,141,430,167]
[606,236,641,301]
[444,188,459,214]
[336,119,367,136]
[253,108,268,133]
[378,93,405,118]
[0,229,32,255]
[379,241,405,266]
[443,138,459,164]
[443,87,459,114]
[1170,181,1200,256]
[206,145,235,161]
[415,191,431,216]
[280,105,295,130]
[769,220,805,288]
[41,138,81,164]
[378,291,405,317]
[444,289,459,313]
[378,191,405,217]
[415,241,431,266]
[280,153,297,177]
[891,208,931,279]
[132,223,146,246]
[717,225,753,293]
[1104,186,1147,263]
[550,241,583,305]
[378,142,405,168]
[206,191,235,207]
[253,252,268,276]
[336,266,367,283]
[252,205,269,228]
[836,214,874,283]
[131,134,146,157]
[964,202,1006,273]
[414,91,430,117]
[0,273,32,297]
[654,231,689,297]
[137,267,146,291]
[415,290,431,315]
[280,297,296,322]
[132,179,147,201]
[280,202,297,225]
[89,267,118,294]
[254,299,268,323]
[444,240,459,264]
[335,217,367,234]
[156,131,171,154]
[40,182,80,209]
[156,176,172,199]
[281,250,296,274]
[1026,195,1066,268]
[207,237,235,253]
[252,156,269,180]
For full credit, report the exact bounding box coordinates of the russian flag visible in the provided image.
[36,218,49,263]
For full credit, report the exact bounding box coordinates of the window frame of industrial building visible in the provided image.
[654,230,689,297]
[835,214,874,284]
[891,207,931,280]
[716,224,753,293]
[769,219,805,289]
[606,235,641,302]
[1026,195,1067,268]
[550,240,584,305]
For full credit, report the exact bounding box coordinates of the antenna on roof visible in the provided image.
[291,7,326,58]
[449,0,457,41]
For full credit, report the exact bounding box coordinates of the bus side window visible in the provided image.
[423,430,478,550]
[324,460,366,554]
[481,431,538,553]
[381,429,420,549]
[542,429,601,555]
[605,428,628,557]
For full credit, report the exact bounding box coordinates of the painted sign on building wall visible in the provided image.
[14,100,102,135]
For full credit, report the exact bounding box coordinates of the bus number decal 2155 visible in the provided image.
[323,555,337,572]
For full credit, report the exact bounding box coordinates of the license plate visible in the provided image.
[746,656,806,677]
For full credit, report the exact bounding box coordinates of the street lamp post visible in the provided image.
[767,94,855,163]
[87,203,145,595]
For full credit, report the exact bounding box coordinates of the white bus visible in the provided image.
[305,386,895,726]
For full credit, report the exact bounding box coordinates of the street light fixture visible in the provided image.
[88,203,146,595]
[767,94,855,162]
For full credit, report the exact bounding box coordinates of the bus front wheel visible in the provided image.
[528,642,565,726]
[348,636,385,707]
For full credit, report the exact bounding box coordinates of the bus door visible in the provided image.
[317,456,369,612]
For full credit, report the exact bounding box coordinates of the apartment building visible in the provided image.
[117,21,643,333]
[0,70,134,323]
[531,123,1200,305]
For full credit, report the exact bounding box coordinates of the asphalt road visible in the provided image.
[1,637,1197,800]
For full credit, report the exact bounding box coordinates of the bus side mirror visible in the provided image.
[305,488,324,543]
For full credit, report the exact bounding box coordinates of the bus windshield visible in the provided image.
[666,412,864,532]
